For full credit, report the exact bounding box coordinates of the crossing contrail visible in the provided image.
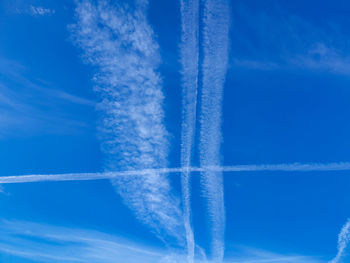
[179,0,200,261]
[199,0,230,260]
[2,162,350,184]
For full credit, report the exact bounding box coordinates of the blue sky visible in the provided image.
[1,0,350,262]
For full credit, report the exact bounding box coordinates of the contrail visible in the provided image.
[199,0,230,261]
[179,0,200,261]
[70,0,184,244]
[2,162,350,184]
[329,219,350,263]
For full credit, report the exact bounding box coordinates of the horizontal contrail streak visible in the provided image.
[2,162,350,184]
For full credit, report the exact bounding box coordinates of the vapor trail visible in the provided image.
[199,0,230,260]
[2,162,350,184]
[70,0,184,244]
[329,219,350,263]
[179,0,200,261]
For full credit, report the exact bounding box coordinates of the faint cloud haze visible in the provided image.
[231,5,350,76]
[0,220,323,263]
[29,6,55,16]
[329,219,350,263]
[0,220,181,263]
[0,58,95,137]
[14,5,56,16]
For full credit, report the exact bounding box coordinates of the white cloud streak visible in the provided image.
[0,220,322,263]
[0,59,94,137]
[0,220,184,263]
[29,6,55,16]
[199,0,230,261]
[179,0,200,261]
[233,43,350,76]
[329,219,350,263]
[3,162,350,184]
[231,7,350,76]
[0,58,95,107]
[227,246,323,263]
[70,0,184,244]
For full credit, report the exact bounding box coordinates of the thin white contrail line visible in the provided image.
[329,218,350,263]
[179,0,200,261]
[2,162,350,184]
[200,0,230,261]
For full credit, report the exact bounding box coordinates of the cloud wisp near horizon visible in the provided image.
[70,0,184,245]
[0,220,323,263]
[0,220,177,263]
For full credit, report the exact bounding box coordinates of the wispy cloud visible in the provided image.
[70,0,184,244]
[14,5,56,16]
[329,219,350,263]
[179,0,200,261]
[0,220,185,263]
[233,43,350,75]
[0,59,95,137]
[292,43,350,75]
[227,246,323,263]
[0,58,95,107]
[231,5,350,75]
[0,220,323,263]
[28,6,55,16]
[199,0,230,260]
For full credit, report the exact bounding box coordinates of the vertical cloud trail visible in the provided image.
[199,0,230,261]
[329,219,350,263]
[179,0,200,261]
[71,0,184,244]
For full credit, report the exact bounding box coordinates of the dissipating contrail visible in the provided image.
[2,162,350,184]
[70,0,184,244]
[329,218,350,263]
[199,0,230,260]
[179,0,200,261]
